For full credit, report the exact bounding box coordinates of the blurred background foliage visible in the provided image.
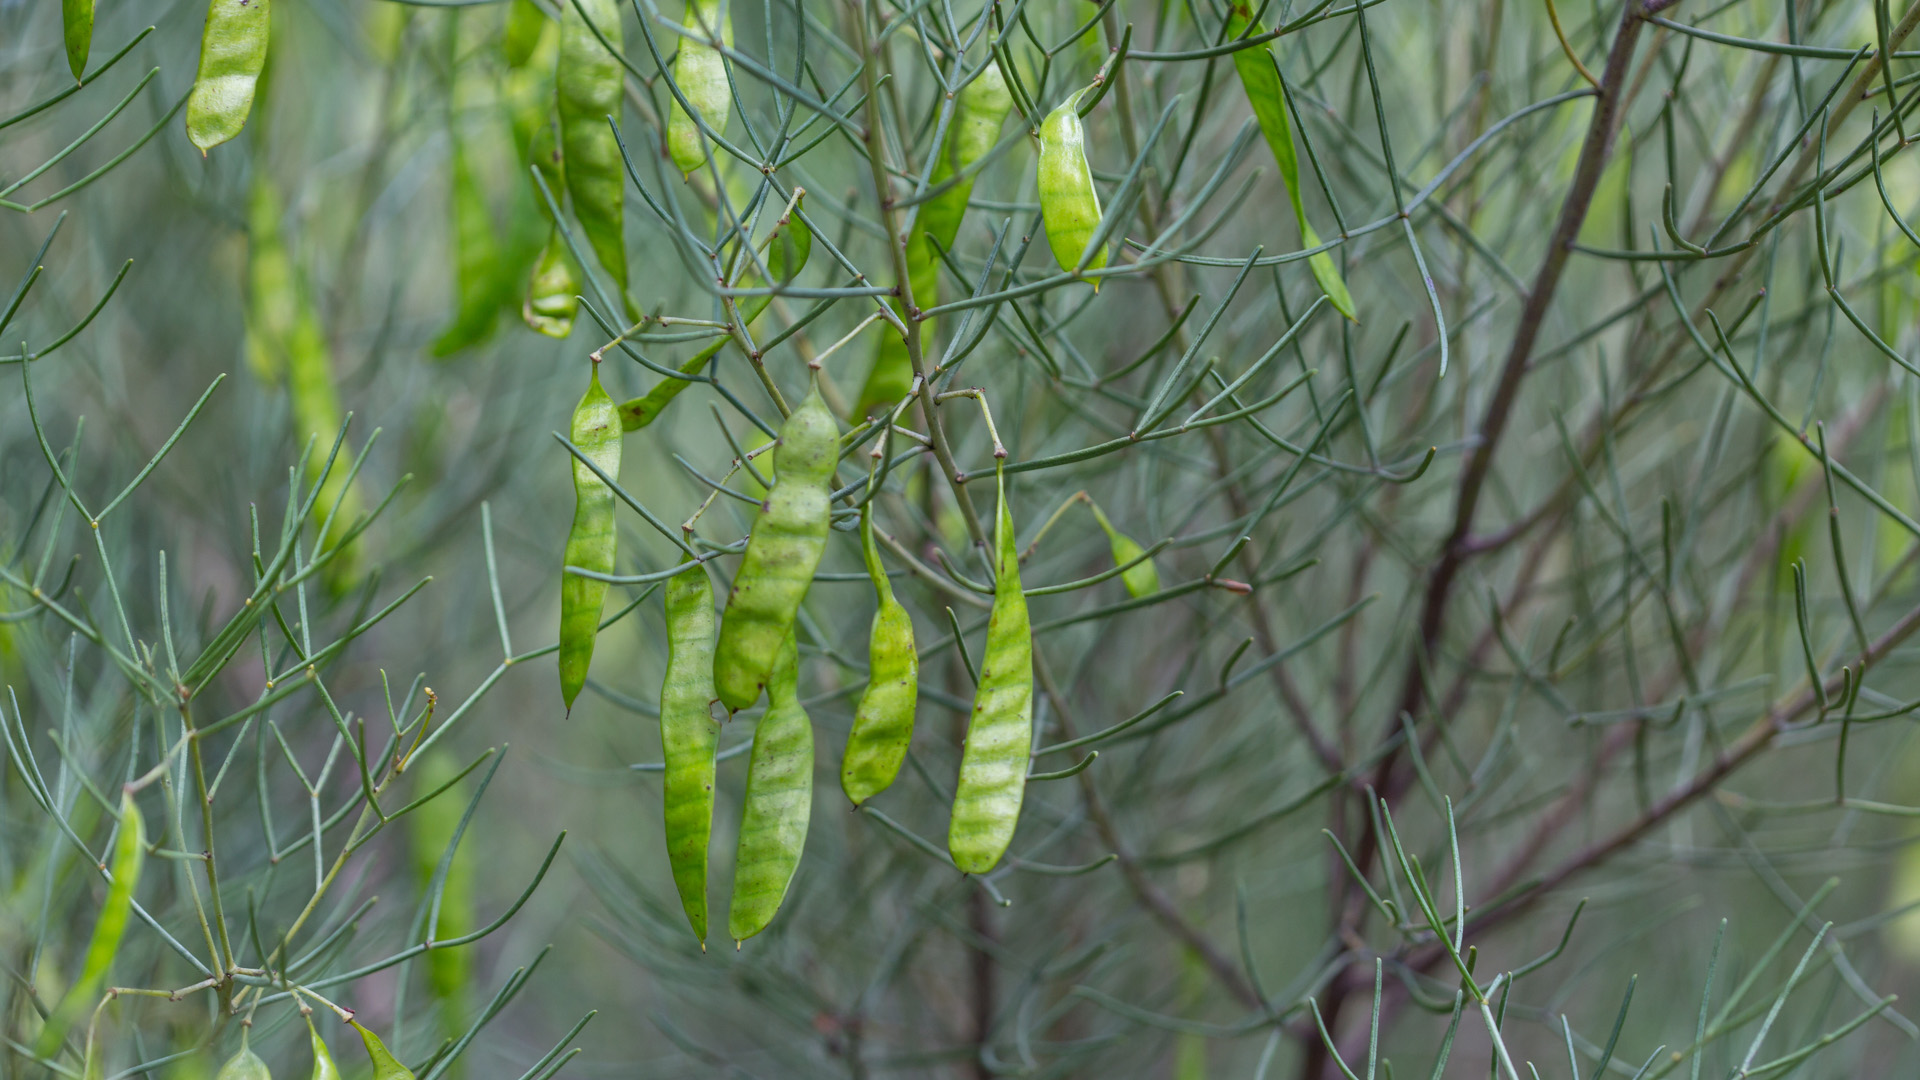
[13,0,1920,1077]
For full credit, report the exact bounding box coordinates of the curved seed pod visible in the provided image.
[63,0,93,81]
[524,107,581,338]
[350,1022,416,1080]
[186,0,271,153]
[948,464,1033,874]
[661,556,720,944]
[559,364,621,711]
[503,0,548,68]
[1037,85,1107,285]
[1224,1,1355,320]
[557,0,628,309]
[618,198,811,429]
[214,1045,271,1080]
[918,61,1015,255]
[727,630,814,942]
[308,1024,341,1080]
[1088,501,1159,598]
[33,793,145,1057]
[841,507,917,805]
[667,0,734,177]
[713,378,838,710]
[851,236,936,421]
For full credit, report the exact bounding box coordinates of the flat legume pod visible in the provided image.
[559,364,620,711]
[841,506,917,805]
[524,107,582,338]
[1224,1,1355,320]
[851,235,935,421]
[918,61,1014,255]
[1037,85,1106,285]
[728,630,813,942]
[558,0,629,310]
[186,0,271,153]
[350,1022,416,1080]
[661,556,721,944]
[32,793,144,1058]
[948,465,1033,873]
[668,0,734,177]
[215,1045,270,1080]
[1090,500,1159,597]
[62,0,93,81]
[308,1024,342,1080]
[712,378,837,710]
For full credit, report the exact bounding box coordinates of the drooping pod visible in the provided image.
[660,556,720,944]
[1088,500,1159,598]
[524,107,582,338]
[405,751,473,1036]
[727,630,813,942]
[433,88,504,356]
[840,506,917,805]
[1036,85,1107,285]
[619,197,813,430]
[62,0,93,81]
[186,0,271,153]
[559,364,621,712]
[307,1022,342,1080]
[214,1043,271,1080]
[557,0,629,311]
[1224,1,1355,320]
[852,65,1012,421]
[503,0,548,68]
[712,378,838,711]
[948,463,1033,874]
[668,0,734,177]
[32,793,145,1058]
[350,1022,416,1080]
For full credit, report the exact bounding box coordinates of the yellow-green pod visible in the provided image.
[350,1022,416,1080]
[712,378,837,710]
[63,0,93,81]
[186,0,271,153]
[308,1024,341,1080]
[559,364,621,711]
[948,464,1032,874]
[1036,85,1106,285]
[667,0,734,177]
[919,61,1014,255]
[524,107,582,338]
[245,172,296,384]
[33,793,145,1057]
[285,264,364,588]
[406,751,473,1035]
[1088,501,1158,598]
[851,235,936,421]
[557,0,629,309]
[504,0,548,68]
[841,507,917,805]
[1224,1,1355,320]
[727,630,813,942]
[660,556,720,944]
[214,1044,270,1080]
[432,134,503,356]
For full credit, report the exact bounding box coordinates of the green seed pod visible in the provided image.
[948,464,1033,874]
[245,172,296,384]
[618,197,812,429]
[713,378,838,711]
[559,364,621,712]
[727,630,814,942]
[350,1022,416,1080]
[308,1024,341,1080]
[1037,85,1107,285]
[214,1045,270,1080]
[1224,1,1355,320]
[432,133,503,356]
[524,107,582,338]
[62,0,93,81]
[919,61,1014,255]
[503,0,548,68]
[851,237,936,421]
[1088,501,1159,598]
[33,793,145,1058]
[186,0,271,153]
[667,0,734,177]
[661,556,720,944]
[841,507,918,805]
[406,751,473,1035]
[557,0,629,310]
